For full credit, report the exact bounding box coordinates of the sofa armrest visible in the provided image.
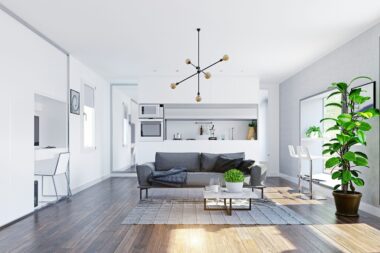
[250,163,267,187]
[136,162,155,187]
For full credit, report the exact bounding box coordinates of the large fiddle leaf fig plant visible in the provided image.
[321,76,379,193]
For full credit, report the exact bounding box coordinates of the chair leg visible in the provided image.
[64,172,72,197]
[145,188,148,198]
[140,188,142,200]
[52,176,59,201]
[261,189,264,199]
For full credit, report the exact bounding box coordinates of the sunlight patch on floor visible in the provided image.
[265,187,322,205]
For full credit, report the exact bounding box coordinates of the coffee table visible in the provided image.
[203,188,255,215]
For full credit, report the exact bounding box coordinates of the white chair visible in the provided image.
[297,146,325,200]
[35,152,72,201]
[288,145,303,192]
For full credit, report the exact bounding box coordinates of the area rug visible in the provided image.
[122,188,311,225]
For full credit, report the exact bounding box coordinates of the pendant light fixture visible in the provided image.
[170,28,229,102]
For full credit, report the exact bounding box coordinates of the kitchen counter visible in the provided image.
[136,140,259,164]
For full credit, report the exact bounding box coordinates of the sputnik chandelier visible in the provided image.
[170,28,229,102]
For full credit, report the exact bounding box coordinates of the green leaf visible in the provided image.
[332,171,341,179]
[320,118,337,123]
[352,177,365,187]
[338,113,352,123]
[358,111,373,119]
[322,143,332,147]
[351,170,359,177]
[332,82,348,92]
[358,121,371,131]
[364,108,380,117]
[326,125,340,132]
[357,130,366,144]
[325,157,340,168]
[354,157,368,167]
[342,170,352,184]
[343,151,356,161]
[322,149,331,155]
[325,102,342,108]
[333,184,341,190]
[337,134,351,145]
[342,122,356,131]
[355,152,368,159]
[327,91,342,99]
[349,76,372,86]
[352,95,370,105]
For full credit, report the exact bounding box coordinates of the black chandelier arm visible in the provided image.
[175,71,199,86]
[200,59,223,73]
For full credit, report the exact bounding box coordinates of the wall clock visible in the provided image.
[70,89,80,115]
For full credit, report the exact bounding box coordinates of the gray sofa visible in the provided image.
[136,152,266,199]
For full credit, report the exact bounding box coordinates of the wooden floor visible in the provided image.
[1,177,380,253]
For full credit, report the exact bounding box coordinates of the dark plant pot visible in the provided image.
[332,191,362,217]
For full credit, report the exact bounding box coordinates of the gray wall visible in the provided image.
[280,23,380,206]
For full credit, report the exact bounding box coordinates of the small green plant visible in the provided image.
[305,126,322,138]
[321,76,379,193]
[249,119,257,128]
[224,169,245,182]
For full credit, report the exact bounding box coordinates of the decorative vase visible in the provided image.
[333,191,362,217]
[226,182,243,192]
[247,127,257,140]
[247,127,254,140]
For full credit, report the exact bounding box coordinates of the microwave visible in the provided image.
[139,119,164,142]
[139,104,164,118]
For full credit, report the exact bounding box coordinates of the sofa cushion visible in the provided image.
[201,152,245,171]
[155,152,201,172]
[213,155,243,173]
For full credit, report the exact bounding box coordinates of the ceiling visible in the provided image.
[2,0,380,83]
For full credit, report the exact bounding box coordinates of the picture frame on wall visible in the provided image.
[70,89,80,115]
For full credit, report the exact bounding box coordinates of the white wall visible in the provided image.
[260,83,280,176]
[280,23,380,207]
[138,75,260,104]
[0,8,67,227]
[69,56,111,191]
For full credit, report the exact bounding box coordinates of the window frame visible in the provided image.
[81,81,96,152]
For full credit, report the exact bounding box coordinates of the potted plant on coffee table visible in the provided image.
[224,169,245,192]
[321,76,379,217]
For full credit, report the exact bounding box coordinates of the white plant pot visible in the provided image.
[225,182,243,193]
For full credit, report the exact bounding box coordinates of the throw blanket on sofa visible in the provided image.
[148,168,187,187]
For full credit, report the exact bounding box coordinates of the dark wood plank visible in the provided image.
[1,177,380,252]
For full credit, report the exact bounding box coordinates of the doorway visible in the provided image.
[110,84,138,173]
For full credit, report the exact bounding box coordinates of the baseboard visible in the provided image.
[279,173,380,218]
[71,174,111,195]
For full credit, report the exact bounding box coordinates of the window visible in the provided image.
[122,103,129,147]
[83,84,95,149]
[322,92,341,173]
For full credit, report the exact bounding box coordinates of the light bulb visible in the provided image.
[195,94,202,102]
[204,72,211,79]
[185,59,191,64]
[170,83,177,89]
[222,54,229,61]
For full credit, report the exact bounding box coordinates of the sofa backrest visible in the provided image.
[155,152,201,172]
[200,152,245,171]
